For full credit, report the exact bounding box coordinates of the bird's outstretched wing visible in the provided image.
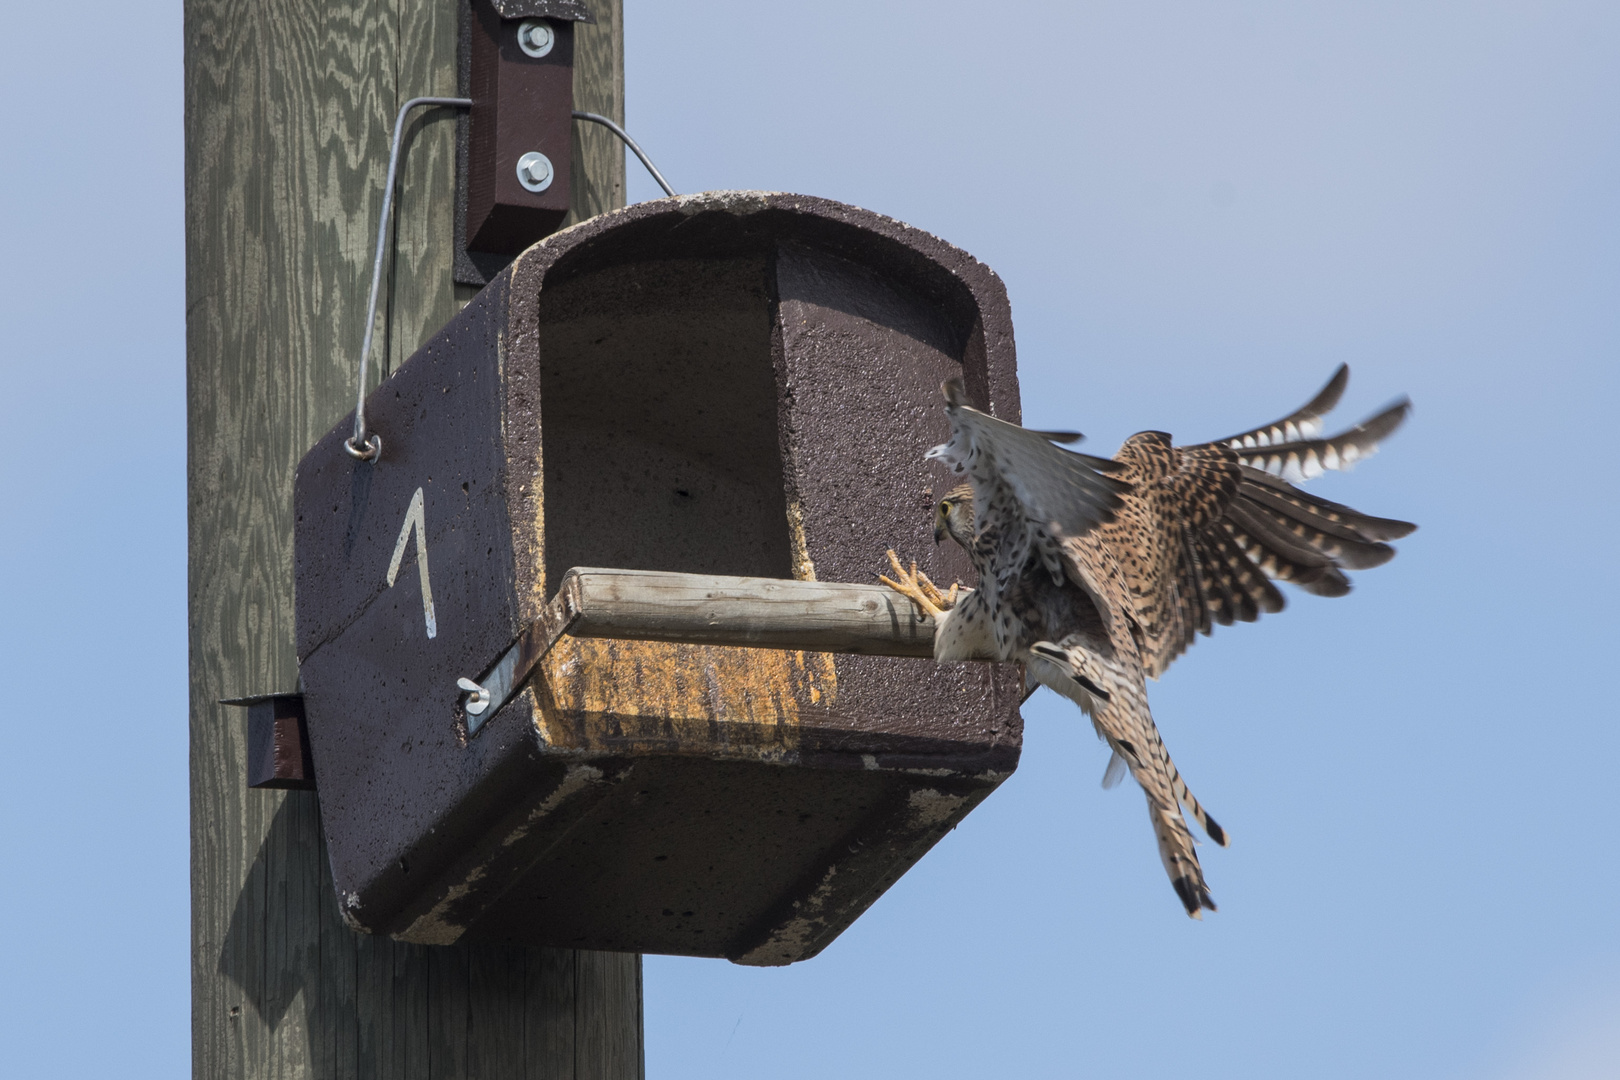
[926,379,1129,589]
[1220,396,1412,484]
[915,379,1231,918]
[1213,362,1349,449]
[1109,367,1416,678]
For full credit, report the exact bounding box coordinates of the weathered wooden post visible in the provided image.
[185,1,643,1075]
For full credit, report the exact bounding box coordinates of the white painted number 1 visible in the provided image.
[387,486,437,639]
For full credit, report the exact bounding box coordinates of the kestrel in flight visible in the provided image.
[883,365,1414,917]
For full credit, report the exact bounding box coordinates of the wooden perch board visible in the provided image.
[550,567,940,657]
[463,568,949,735]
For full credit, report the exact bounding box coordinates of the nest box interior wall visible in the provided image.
[536,255,794,587]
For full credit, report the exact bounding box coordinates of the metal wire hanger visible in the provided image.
[345,99,677,461]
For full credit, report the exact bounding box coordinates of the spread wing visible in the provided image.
[1114,368,1417,678]
[924,381,1241,918]
[927,379,1129,588]
[1215,362,1348,449]
[1221,393,1412,484]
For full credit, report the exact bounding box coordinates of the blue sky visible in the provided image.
[2,1,1617,1077]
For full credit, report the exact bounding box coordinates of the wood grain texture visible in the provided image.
[555,568,939,656]
[564,1,626,227]
[185,0,639,1076]
[387,0,465,376]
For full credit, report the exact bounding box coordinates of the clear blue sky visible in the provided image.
[2,2,1616,1077]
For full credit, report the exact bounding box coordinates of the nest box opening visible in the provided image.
[536,255,794,589]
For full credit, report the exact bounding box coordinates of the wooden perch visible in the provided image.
[549,567,938,657]
[463,568,947,734]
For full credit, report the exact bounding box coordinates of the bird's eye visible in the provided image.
[939,500,952,512]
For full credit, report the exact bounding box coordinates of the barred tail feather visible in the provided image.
[1026,639,1226,916]
[1123,722,1230,850]
[1149,797,1218,918]
[1108,735,1222,918]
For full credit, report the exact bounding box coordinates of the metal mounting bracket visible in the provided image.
[220,693,317,790]
[454,0,595,286]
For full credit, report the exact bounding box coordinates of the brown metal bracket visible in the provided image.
[221,694,317,790]
[454,0,594,286]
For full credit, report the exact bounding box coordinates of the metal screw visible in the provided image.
[458,677,492,716]
[515,151,554,193]
[517,20,555,58]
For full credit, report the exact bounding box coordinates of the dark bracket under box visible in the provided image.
[294,191,1027,965]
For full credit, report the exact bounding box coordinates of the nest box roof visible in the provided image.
[490,0,594,21]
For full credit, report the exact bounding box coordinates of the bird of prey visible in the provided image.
[881,365,1414,917]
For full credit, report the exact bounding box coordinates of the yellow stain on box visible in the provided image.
[528,637,837,756]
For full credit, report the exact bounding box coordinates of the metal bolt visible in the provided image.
[515,151,554,193]
[458,677,492,716]
[517,20,555,58]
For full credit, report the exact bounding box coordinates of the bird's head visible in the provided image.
[934,484,976,548]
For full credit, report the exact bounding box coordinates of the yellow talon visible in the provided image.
[879,549,956,620]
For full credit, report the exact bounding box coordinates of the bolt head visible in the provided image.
[517,20,555,58]
[516,151,554,193]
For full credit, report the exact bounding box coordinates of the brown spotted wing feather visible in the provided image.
[1103,370,1415,677]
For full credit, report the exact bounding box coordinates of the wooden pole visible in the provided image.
[184,3,642,1077]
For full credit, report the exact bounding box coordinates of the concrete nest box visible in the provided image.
[294,191,1025,964]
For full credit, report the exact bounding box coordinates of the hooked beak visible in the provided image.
[933,520,946,545]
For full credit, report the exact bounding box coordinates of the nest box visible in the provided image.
[294,191,1026,964]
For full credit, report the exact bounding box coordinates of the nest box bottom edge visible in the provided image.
[369,747,1014,966]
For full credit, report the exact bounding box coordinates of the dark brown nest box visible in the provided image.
[294,191,1026,965]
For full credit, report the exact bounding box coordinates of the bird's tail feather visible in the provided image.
[1101,750,1128,789]
[1150,794,1220,919]
[1027,638,1226,917]
[1114,720,1230,850]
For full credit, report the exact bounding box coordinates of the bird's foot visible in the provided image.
[879,549,958,619]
